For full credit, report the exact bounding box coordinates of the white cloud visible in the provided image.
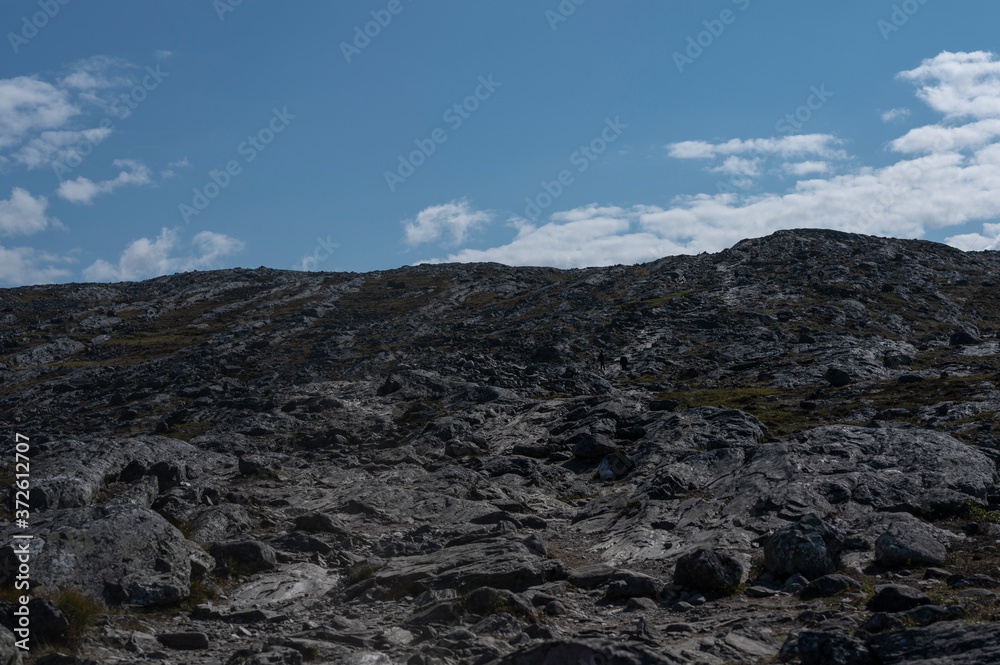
[783,161,830,176]
[414,51,1000,267]
[13,127,113,169]
[83,228,245,282]
[0,244,72,286]
[945,221,1000,251]
[154,50,174,60]
[890,118,1000,154]
[57,159,152,204]
[882,108,911,123]
[403,199,492,246]
[709,156,761,177]
[425,206,679,268]
[899,50,1000,120]
[161,156,191,179]
[667,134,846,160]
[58,55,133,92]
[0,56,140,170]
[0,187,57,236]
[0,77,78,150]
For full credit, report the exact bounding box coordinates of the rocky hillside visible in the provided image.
[2,228,1000,664]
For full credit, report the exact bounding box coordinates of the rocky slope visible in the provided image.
[1,228,1000,664]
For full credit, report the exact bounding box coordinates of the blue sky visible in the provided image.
[2,0,1000,285]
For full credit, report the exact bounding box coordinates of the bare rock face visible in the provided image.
[764,516,845,580]
[673,549,743,595]
[876,525,948,567]
[2,229,1000,663]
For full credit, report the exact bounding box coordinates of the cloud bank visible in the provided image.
[413,51,1000,267]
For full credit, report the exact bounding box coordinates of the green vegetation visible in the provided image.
[346,562,378,584]
[47,588,104,646]
[965,499,1000,524]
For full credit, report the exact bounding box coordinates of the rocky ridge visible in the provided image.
[0,228,999,663]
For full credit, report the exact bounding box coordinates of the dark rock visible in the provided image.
[782,630,876,665]
[571,433,619,461]
[603,570,661,601]
[568,563,616,589]
[875,526,947,568]
[484,639,681,664]
[0,626,19,665]
[462,587,534,619]
[801,574,864,599]
[867,620,1000,663]
[597,451,635,480]
[673,548,743,595]
[238,454,279,477]
[867,584,931,613]
[272,532,333,554]
[0,598,68,645]
[950,331,981,346]
[293,511,349,536]
[824,367,852,387]
[764,515,845,579]
[210,540,278,574]
[156,632,210,650]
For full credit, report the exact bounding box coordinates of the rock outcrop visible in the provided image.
[2,229,1000,663]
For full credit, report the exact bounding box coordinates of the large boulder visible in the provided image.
[867,620,1000,664]
[485,639,681,664]
[764,515,845,579]
[374,539,565,594]
[210,540,278,574]
[875,525,947,568]
[0,626,20,665]
[0,502,194,606]
[673,548,743,595]
[868,584,930,613]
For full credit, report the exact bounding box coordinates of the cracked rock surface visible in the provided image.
[2,229,1000,663]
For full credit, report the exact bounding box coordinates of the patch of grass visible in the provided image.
[43,587,103,646]
[183,577,220,610]
[614,498,640,520]
[163,422,210,442]
[965,499,1000,524]
[346,562,377,584]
